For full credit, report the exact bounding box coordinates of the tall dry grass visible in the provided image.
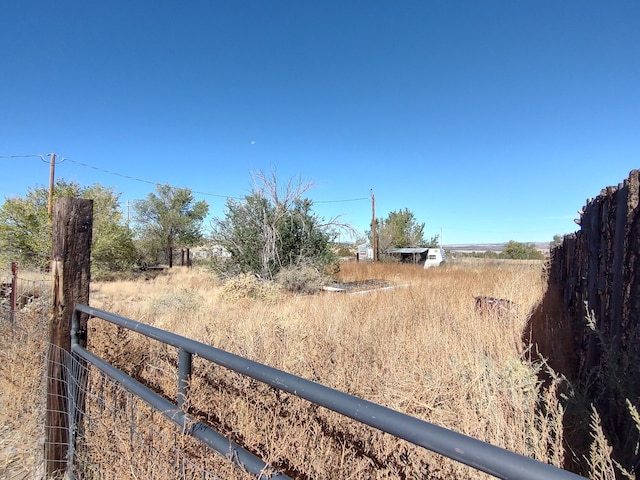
[0,301,48,479]
[1,261,617,478]
[81,261,561,478]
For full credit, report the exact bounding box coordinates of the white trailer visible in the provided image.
[424,248,446,268]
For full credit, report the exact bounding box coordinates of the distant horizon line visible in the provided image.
[335,241,555,248]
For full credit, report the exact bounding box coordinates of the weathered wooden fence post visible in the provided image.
[45,197,93,477]
[537,170,640,472]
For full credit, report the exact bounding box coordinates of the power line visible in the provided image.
[0,154,48,161]
[315,197,368,203]
[0,153,66,166]
[2,153,370,205]
[62,156,369,204]
[61,157,237,199]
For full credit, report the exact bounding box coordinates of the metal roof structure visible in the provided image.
[387,247,430,254]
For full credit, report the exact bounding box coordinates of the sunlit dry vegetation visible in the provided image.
[85,261,558,479]
[1,261,626,478]
[0,298,48,479]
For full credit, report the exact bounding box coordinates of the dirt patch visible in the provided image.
[322,279,390,292]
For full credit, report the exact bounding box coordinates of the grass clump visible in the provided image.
[147,287,203,316]
[218,272,283,303]
[275,264,325,294]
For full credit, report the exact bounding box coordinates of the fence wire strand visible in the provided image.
[45,343,224,479]
[0,300,48,479]
[2,292,225,480]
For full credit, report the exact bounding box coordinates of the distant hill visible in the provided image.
[334,241,552,254]
[444,242,551,253]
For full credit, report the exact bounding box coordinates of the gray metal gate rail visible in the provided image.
[71,304,586,480]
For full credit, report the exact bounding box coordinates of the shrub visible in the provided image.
[275,264,325,294]
[218,273,282,303]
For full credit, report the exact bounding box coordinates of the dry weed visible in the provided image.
[218,272,283,304]
[0,309,47,480]
[0,262,602,479]
[84,262,558,478]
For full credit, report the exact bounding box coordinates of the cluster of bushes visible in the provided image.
[456,241,546,260]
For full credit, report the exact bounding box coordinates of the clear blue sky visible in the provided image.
[1,1,638,245]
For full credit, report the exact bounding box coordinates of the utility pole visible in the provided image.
[371,190,378,262]
[47,153,56,224]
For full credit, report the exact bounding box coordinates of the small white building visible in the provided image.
[189,244,231,260]
[357,244,374,261]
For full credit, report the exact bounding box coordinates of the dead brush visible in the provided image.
[2,261,624,479]
[0,309,48,480]
[80,262,562,478]
[218,272,284,304]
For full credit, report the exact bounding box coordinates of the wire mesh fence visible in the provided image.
[0,267,52,322]
[0,293,48,480]
[0,269,228,480]
[46,343,224,480]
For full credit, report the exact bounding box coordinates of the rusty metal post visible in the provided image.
[9,262,17,322]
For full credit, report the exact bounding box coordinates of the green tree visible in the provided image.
[212,172,338,279]
[370,208,438,253]
[0,180,136,272]
[133,184,209,267]
[84,184,137,273]
[550,234,564,249]
[500,240,545,260]
[213,194,271,275]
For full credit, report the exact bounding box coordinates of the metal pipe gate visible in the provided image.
[70,304,586,480]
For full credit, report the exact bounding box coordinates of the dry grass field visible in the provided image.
[0,260,623,479]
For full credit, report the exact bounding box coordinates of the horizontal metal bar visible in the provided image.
[76,304,587,480]
[71,343,289,479]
